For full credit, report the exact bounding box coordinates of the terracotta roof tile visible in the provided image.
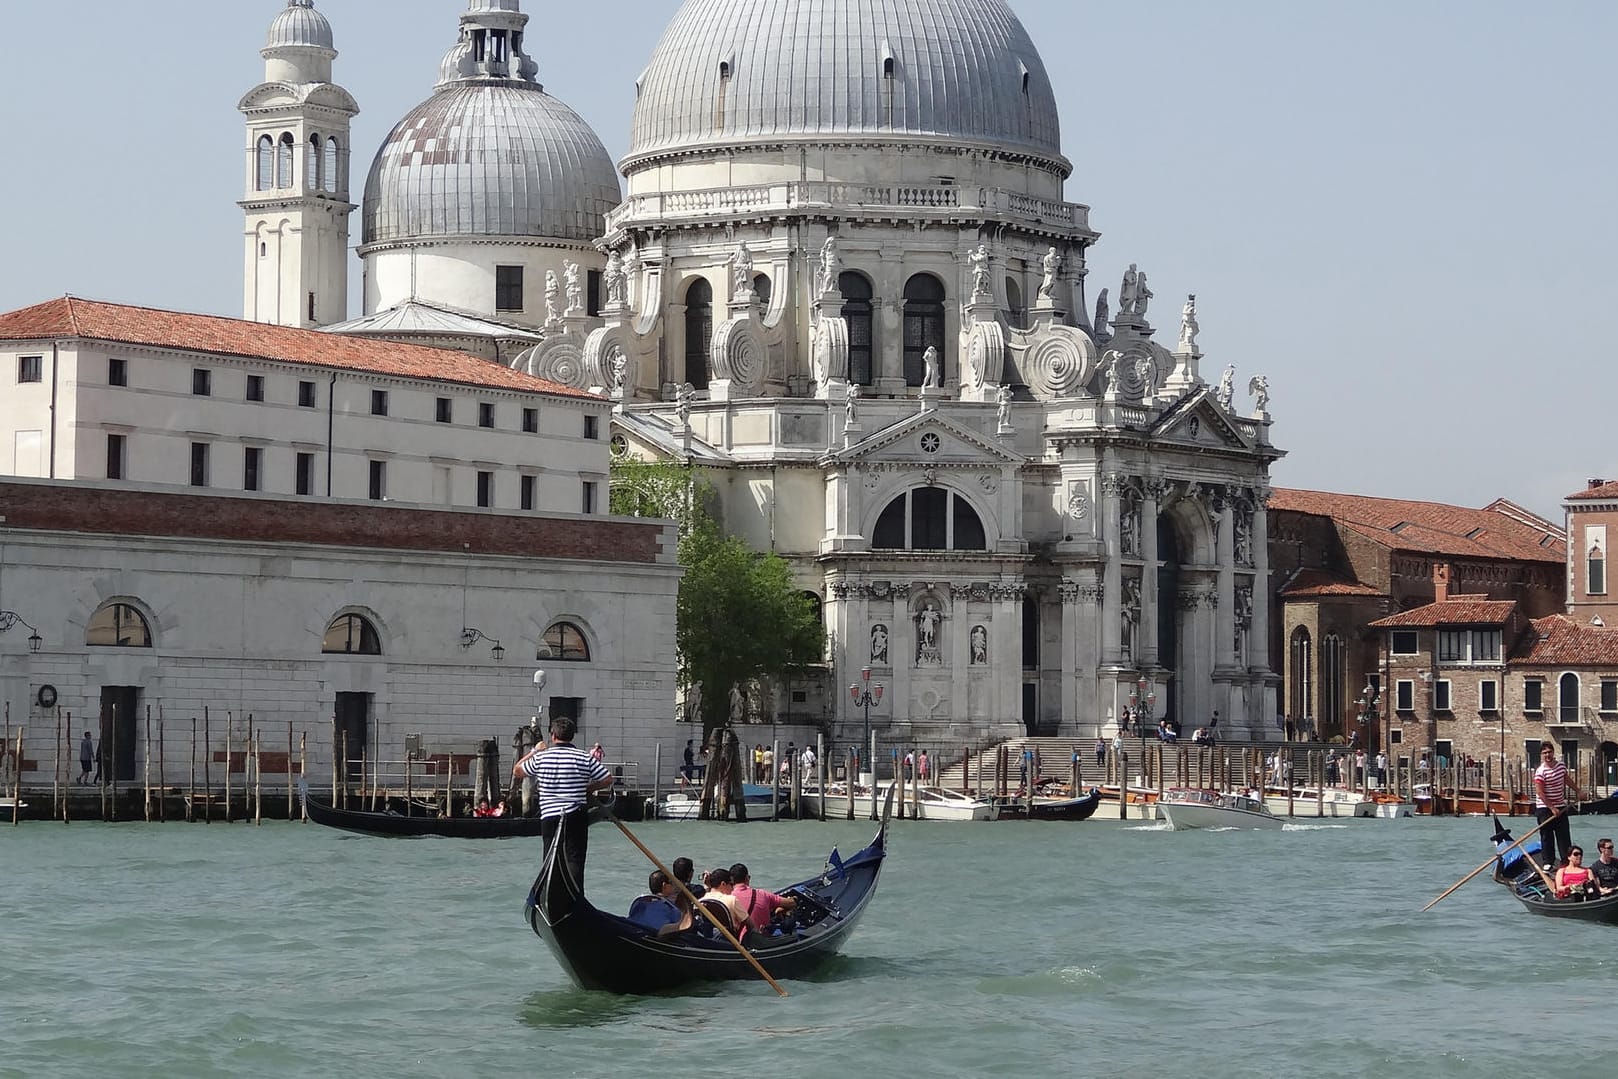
[1368,596,1518,628]
[1270,487,1565,564]
[0,296,596,399]
[1568,480,1618,501]
[1278,568,1385,598]
[1516,615,1618,666]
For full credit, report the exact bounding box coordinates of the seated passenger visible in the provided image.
[671,856,706,898]
[730,862,796,934]
[627,869,684,931]
[472,799,491,818]
[1555,847,1597,899]
[491,800,508,817]
[696,867,751,934]
[1593,839,1618,897]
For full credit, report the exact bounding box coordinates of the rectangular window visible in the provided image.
[298,380,317,407]
[1395,679,1414,712]
[193,369,211,396]
[436,397,453,423]
[1602,680,1617,714]
[583,414,599,440]
[190,442,209,487]
[108,357,127,386]
[911,487,948,550]
[105,433,125,480]
[1437,629,1466,663]
[1480,679,1499,713]
[495,265,524,312]
[1471,629,1501,662]
[479,402,495,428]
[1433,679,1452,711]
[1390,629,1419,656]
[587,269,602,316]
[17,355,42,383]
[1592,555,1608,596]
[582,480,597,515]
[246,375,265,402]
[368,460,386,501]
[244,446,262,492]
[295,452,315,496]
[477,470,494,508]
[520,474,536,511]
[1524,678,1543,713]
[371,389,389,416]
[522,407,539,433]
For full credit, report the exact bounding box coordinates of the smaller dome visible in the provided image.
[266,0,334,51]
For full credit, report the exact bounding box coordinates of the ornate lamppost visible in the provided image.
[0,610,42,653]
[848,665,883,784]
[1128,676,1157,779]
[1356,678,1380,787]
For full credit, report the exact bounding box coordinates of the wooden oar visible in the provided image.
[605,812,789,998]
[1423,814,1554,912]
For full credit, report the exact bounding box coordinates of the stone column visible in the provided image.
[1249,488,1272,675]
[1215,491,1237,670]
[1100,471,1124,666]
[1140,480,1162,668]
[1059,580,1080,734]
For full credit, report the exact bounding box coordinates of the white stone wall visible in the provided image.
[363,240,606,328]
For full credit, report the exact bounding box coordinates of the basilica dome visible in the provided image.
[265,0,334,51]
[626,0,1064,170]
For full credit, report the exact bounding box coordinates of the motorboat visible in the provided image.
[800,782,995,821]
[1158,787,1283,831]
[656,784,780,820]
[1260,786,1375,819]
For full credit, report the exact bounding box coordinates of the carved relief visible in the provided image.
[1021,323,1095,398]
[814,315,850,385]
[1067,481,1091,521]
[969,624,988,665]
[1121,577,1142,660]
[870,623,889,665]
[710,316,765,393]
[517,334,587,389]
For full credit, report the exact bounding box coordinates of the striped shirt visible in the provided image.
[522,743,611,819]
[1535,760,1570,809]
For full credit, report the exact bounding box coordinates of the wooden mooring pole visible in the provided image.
[287,722,294,821]
[202,707,212,823]
[144,705,152,823]
[13,725,23,826]
[299,731,307,822]
[187,716,196,823]
[53,707,62,823]
[225,712,233,824]
[157,706,167,823]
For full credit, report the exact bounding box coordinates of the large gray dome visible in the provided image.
[362,83,621,247]
[627,0,1065,170]
[265,0,333,51]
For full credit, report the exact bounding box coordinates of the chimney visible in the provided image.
[1432,561,1451,603]
[1590,478,1607,489]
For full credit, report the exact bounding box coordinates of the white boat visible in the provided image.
[800,783,995,821]
[1159,788,1283,831]
[1261,787,1375,819]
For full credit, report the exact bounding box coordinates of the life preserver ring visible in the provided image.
[36,684,58,709]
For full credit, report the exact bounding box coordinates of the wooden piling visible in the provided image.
[12,726,23,826]
[202,707,212,823]
[816,733,826,822]
[225,713,234,824]
[287,723,294,821]
[157,706,167,823]
[846,749,855,820]
[144,705,152,822]
[188,716,196,823]
[105,702,115,823]
[253,718,262,826]
[299,731,307,822]
[53,708,61,823]
[443,750,452,816]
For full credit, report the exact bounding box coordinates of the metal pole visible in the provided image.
[869,730,878,820]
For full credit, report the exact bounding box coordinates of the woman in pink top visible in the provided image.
[1555,847,1596,899]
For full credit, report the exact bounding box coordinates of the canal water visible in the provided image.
[3,813,1611,1078]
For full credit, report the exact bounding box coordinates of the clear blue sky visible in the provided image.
[1,1,1612,519]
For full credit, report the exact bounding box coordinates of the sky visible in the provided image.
[0,1,1613,520]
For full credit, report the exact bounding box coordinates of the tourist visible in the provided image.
[1095,736,1106,766]
[679,739,697,787]
[589,741,605,763]
[1592,839,1618,896]
[671,856,706,899]
[753,743,765,783]
[473,798,492,818]
[512,714,614,887]
[78,730,94,785]
[918,750,929,783]
[1534,743,1579,871]
[761,745,774,783]
[730,862,796,934]
[492,800,509,817]
[628,869,684,931]
[1555,846,1596,899]
[699,867,752,933]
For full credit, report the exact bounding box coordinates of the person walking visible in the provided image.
[78,731,94,785]
[1095,736,1106,767]
[1534,743,1580,872]
[513,715,614,887]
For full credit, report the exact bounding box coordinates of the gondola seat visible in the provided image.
[627,894,681,931]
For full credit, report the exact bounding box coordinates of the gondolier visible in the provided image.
[1534,743,1580,872]
[514,715,614,887]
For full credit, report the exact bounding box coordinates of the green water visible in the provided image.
[2,814,1610,1078]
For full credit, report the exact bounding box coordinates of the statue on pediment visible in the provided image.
[922,346,942,390]
[1038,247,1062,301]
[968,244,992,298]
[1248,374,1270,415]
[544,270,560,324]
[1120,264,1139,314]
[1215,365,1235,410]
[1178,294,1200,353]
[604,251,627,308]
[563,261,583,315]
[817,236,840,296]
[1093,288,1110,337]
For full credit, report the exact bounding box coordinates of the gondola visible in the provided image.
[994,787,1103,821]
[1489,814,1618,924]
[525,791,893,993]
[1578,793,1618,816]
[302,786,546,839]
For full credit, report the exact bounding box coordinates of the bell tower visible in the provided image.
[238,0,359,328]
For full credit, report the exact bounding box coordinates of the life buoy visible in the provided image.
[36,684,57,709]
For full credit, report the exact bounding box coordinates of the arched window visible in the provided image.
[870,488,986,551]
[323,137,340,193]
[753,273,771,309]
[802,591,823,626]
[1589,541,1606,596]
[539,621,590,662]
[1289,627,1312,720]
[1321,634,1344,728]
[256,135,275,191]
[86,603,153,648]
[840,272,874,385]
[323,613,381,655]
[1560,672,1581,723]
[1005,276,1024,327]
[276,132,295,189]
[902,274,946,387]
[308,134,322,189]
[683,277,712,390]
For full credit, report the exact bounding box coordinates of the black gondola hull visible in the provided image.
[1488,815,1618,924]
[304,795,546,838]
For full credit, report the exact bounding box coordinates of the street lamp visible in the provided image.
[1356,678,1380,787]
[0,610,41,654]
[1128,676,1158,777]
[460,626,504,662]
[849,665,883,782]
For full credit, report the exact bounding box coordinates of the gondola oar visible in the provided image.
[1423,814,1554,912]
[604,809,789,998]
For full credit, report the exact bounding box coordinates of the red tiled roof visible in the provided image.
[1368,596,1518,628]
[1270,488,1565,564]
[1278,568,1385,598]
[1568,480,1618,501]
[1516,615,1618,666]
[0,296,596,399]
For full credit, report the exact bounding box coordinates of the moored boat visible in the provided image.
[526,796,892,992]
[994,787,1103,821]
[1260,787,1374,819]
[799,782,995,820]
[656,784,781,820]
[303,790,546,838]
[1158,787,1283,831]
[1489,815,1618,924]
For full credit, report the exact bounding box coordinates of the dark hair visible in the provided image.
[550,715,578,743]
[729,862,750,883]
[649,869,670,893]
[705,867,732,888]
[671,857,694,883]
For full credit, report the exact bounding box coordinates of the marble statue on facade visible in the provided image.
[917,603,942,664]
[1038,247,1062,302]
[604,251,627,308]
[870,622,888,664]
[1215,365,1235,410]
[922,346,941,389]
[1119,264,1139,314]
[817,236,840,296]
[731,241,754,300]
[1121,578,1141,659]
[675,382,695,426]
[1234,508,1254,566]
[563,261,583,315]
[1120,497,1140,557]
[1093,288,1110,338]
[685,681,703,725]
[1135,270,1153,318]
[544,270,560,324]
[1135,354,1158,398]
[968,243,992,298]
[1102,350,1123,397]
[845,381,861,426]
[1178,294,1200,353]
[729,683,746,725]
[610,349,628,394]
[970,625,988,665]
[996,384,1012,429]
[1248,374,1270,415]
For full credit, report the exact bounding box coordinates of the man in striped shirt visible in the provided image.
[1534,743,1580,871]
[514,715,614,887]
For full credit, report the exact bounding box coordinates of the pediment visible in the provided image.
[1149,390,1253,450]
[822,408,1023,468]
